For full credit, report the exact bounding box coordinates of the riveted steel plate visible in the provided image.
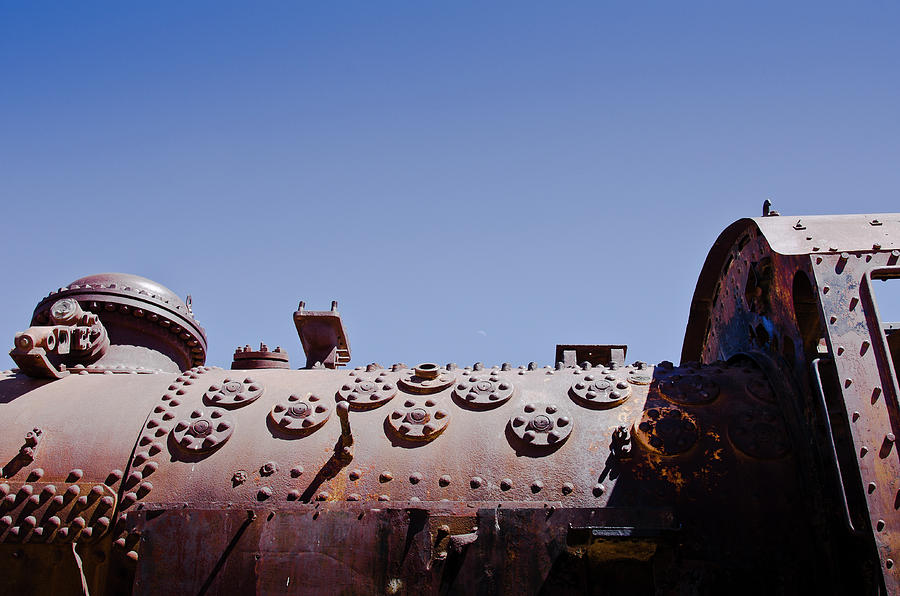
[452,373,514,409]
[171,407,235,453]
[633,406,699,456]
[508,402,573,447]
[728,406,790,459]
[270,394,331,434]
[0,481,116,544]
[568,371,631,409]
[336,372,397,410]
[204,377,264,408]
[386,396,450,442]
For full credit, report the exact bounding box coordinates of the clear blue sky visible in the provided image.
[1,2,898,370]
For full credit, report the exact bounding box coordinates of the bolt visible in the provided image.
[409,472,423,484]
[261,462,278,476]
[380,471,393,483]
[439,475,451,487]
[531,481,543,493]
[877,519,886,531]
[500,478,512,491]
[257,487,273,500]
[470,477,483,489]
[531,415,552,432]
[561,482,574,495]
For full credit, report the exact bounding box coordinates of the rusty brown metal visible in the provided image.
[0,211,898,594]
[293,301,350,369]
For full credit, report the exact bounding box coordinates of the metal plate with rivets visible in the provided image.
[204,377,264,408]
[452,373,514,409]
[658,373,720,406]
[270,394,331,434]
[633,406,699,455]
[336,373,397,410]
[728,406,790,459]
[569,372,631,409]
[0,481,116,544]
[508,402,573,447]
[171,407,235,453]
[386,397,450,441]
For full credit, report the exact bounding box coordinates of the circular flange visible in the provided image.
[337,373,397,410]
[627,363,654,385]
[204,377,263,408]
[398,363,455,395]
[569,372,631,409]
[658,374,720,406]
[171,407,234,453]
[633,407,699,456]
[453,373,514,408]
[508,402,573,447]
[746,378,776,403]
[386,397,450,441]
[270,394,331,434]
[728,407,790,459]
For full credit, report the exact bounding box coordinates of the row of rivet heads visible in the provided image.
[353,361,653,374]
[34,300,205,364]
[227,364,647,499]
[0,467,117,544]
[817,252,899,572]
[42,282,192,313]
[108,365,215,561]
[247,464,611,503]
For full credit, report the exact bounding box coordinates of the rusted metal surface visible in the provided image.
[294,301,350,369]
[0,210,898,594]
[683,210,900,593]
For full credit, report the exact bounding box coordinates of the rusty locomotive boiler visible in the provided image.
[0,210,898,595]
